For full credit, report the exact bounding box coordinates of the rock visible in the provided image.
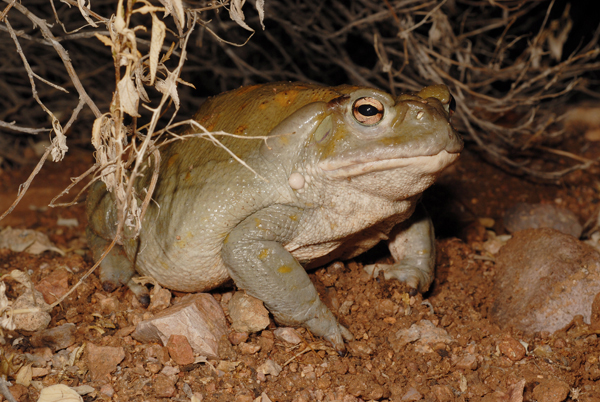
[160,365,180,377]
[491,228,600,333]
[402,387,423,401]
[145,344,170,365]
[148,288,172,312]
[591,292,600,330]
[12,288,51,332]
[35,268,69,304]
[273,327,302,345]
[497,336,527,361]
[374,299,397,317]
[390,320,453,353]
[347,341,373,358]
[166,334,195,365]
[254,393,274,402]
[84,343,125,382]
[154,373,177,398]
[30,323,76,351]
[218,334,237,360]
[239,342,261,354]
[24,347,52,367]
[100,384,115,398]
[229,331,249,345]
[217,360,241,372]
[454,354,478,370]
[257,332,274,354]
[132,293,227,359]
[503,203,582,238]
[432,385,455,402]
[114,326,135,338]
[228,291,270,333]
[95,293,120,314]
[532,379,570,402]
[257,359,282,377]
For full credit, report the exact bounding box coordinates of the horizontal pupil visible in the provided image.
[358,104,380,117]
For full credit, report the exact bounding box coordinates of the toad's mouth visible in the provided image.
[318,150,460,178]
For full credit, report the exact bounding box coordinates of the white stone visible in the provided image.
[132,293,227,359]
[228,291,270,333]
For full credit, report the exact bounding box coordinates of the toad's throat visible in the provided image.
[318,150,460,178]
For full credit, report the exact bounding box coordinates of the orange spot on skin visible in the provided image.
[258,101,269,110]
[278,265,293,273]
[275,90,299,107]
[167,153,179,168]
[258,249,269,260]
[197,111,221,131]
[185,171,191,180]
[289,215,298,221]
[234,125,248,135]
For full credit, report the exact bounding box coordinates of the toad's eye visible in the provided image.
[353,97,384,125]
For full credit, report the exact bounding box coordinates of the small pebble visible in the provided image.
[497,336,526,361]
[273,327,302,345]
[100,384,115,398]
[532,379,570,402]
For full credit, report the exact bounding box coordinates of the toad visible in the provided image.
[86,82,462,350]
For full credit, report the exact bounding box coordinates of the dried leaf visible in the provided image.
[229,0,254,32]
[77,0,98,27]
[157,0,185,32]
[117,75,141,117]
[8,269,34,287]
[15,364,32,387]
[91,114,111,150]
[134,5,165,14]
[94,33,114,47]
[0,228,64,255]
[134,64,150,103]
[114,0,126,34]
[38,384,84,402]
[51,119,68,162]
[150,13,166,85]
[256,0,265,30]
[155,72,180,109]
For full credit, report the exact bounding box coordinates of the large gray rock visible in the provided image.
[491,228,600,333]
[503,202,582,238]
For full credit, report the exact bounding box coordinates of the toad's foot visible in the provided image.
[364,256,434,293]
[297,298,354,351]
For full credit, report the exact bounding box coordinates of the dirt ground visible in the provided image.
[1,137,600,402]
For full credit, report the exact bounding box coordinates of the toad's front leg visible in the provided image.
[221,205,353,351]
[364,203,435,293]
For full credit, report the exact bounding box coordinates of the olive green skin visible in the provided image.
[87,82,462,350]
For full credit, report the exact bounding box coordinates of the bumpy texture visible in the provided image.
[86,82,462,350]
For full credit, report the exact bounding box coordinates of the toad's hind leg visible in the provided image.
[86,181,149,304]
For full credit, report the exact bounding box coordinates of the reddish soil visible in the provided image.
[1,145,599,402]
